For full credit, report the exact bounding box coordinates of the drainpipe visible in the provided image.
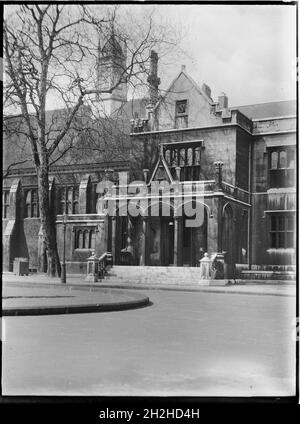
[247,140,252,270]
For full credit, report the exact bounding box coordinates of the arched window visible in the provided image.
[179,148,185,166]
[194,147,201,165]
[66,188,73,214]
[271,151,278,169]
[165,149,171,165]
[73,187,79,214]
[83,230,89,249]
[31,189,39,217]
[187,148,193,166]
[77,230,83,249]
[90,230,96,250]
[25,189,39,217]
[25,190,31,218]
[59,187,65,214]
[279,151,287,168]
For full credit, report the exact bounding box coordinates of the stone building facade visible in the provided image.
[3,46,296,278]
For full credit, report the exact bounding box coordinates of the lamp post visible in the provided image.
[61,212,68,284]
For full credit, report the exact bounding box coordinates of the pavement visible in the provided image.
[2,285,296,396]
[2,272,297,298]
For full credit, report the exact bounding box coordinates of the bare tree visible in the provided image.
[3,4,177,276]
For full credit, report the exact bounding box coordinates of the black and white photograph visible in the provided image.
[2,1,298,404]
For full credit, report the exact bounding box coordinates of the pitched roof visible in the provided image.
[236,100,296,120]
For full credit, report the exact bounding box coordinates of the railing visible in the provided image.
[222,182,250,204]
[98,251,113,279]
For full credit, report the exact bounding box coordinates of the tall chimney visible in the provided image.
[147,50,160,105]
[218,92,228,109]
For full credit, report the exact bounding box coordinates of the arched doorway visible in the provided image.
[182,206,208,266]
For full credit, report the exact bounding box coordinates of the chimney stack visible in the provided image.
[218,92,228,109]
[147,50,160,105]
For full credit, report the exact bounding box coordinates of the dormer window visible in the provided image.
[176,100,187,115]
[175,100,188,129]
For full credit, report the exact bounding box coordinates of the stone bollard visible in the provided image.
[199,253,211,280]
[85,251,99,282]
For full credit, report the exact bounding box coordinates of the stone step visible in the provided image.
[241,270,296,280]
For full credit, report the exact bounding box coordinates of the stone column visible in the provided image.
[173,216,183,266]
[140,216,148,266]
[111,216,117,264]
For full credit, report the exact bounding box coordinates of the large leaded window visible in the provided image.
[58,186,79,214]
[268,147,295,188]
[25,188,39,218]
[164,143,201,181]
[269,213,295,248]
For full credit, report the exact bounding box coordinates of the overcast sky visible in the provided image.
[4,3,296,111]
[148,3,296,107]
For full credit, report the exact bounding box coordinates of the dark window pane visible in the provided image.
[73,202,79,214]
[270,233,277,248]
[270,215,277,231]
[278,215,284,231]
[278,232,285,248]
[287,214,295,231]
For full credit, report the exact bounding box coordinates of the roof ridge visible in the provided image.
[235,99,296,108]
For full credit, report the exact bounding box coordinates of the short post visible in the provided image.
[85,250,99,282]
[61,213,68,284]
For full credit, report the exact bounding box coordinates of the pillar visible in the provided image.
[173,216,183,266]
[111,216,117,264]
[140,216,148,266]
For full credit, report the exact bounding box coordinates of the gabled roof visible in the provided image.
[149,147,173,184]
[155,67,214,111]
[236,100,296,120]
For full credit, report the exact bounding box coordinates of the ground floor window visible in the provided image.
[74,227,96,250]
[269,212,295,248]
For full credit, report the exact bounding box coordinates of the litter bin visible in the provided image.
[13,257,29,276]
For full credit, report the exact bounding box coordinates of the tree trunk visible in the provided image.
[37,166,61,277]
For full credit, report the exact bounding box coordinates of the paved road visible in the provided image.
[2,290,296,396]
